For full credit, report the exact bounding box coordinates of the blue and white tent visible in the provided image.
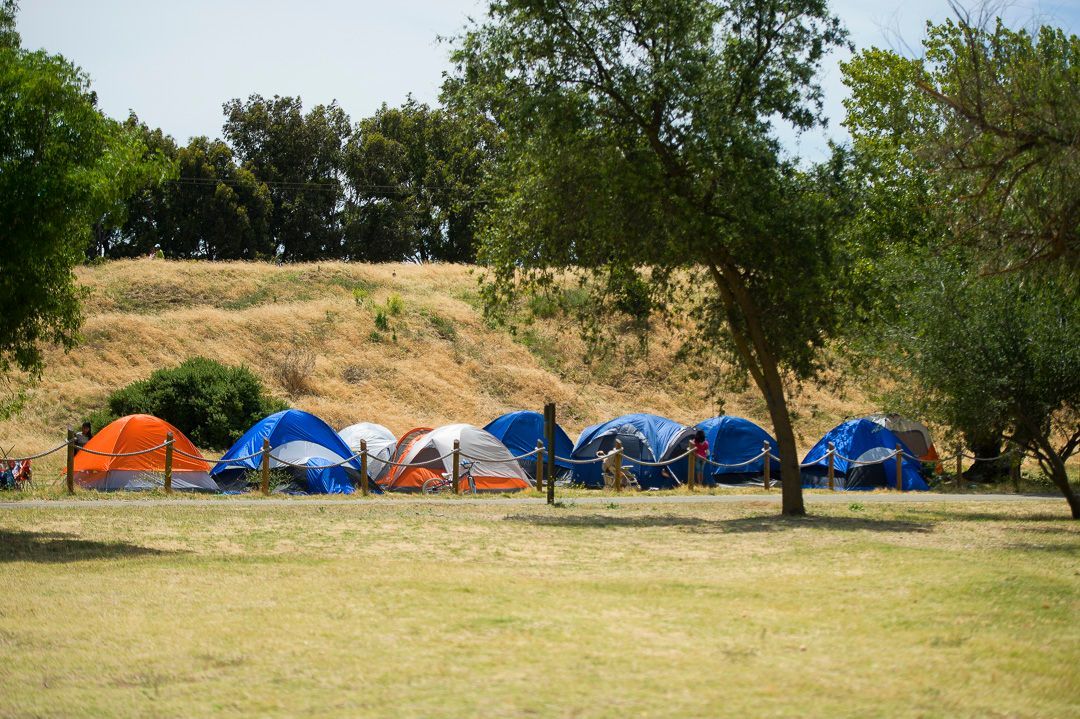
[483,410,574,479]
[211,409,363,494]
[801,418,928,491]
[570,413,695,489]
[694,416,778,484]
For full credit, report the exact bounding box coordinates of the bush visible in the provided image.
[91,357,286,449]
[374,310,390,331]
[273,348,316,396]
[386,293,405,316]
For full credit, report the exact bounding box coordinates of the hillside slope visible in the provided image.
[1,259,876,468]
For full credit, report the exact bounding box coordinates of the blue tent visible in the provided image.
[571,413,695,489]
[211,409,363,494]
[801,418,928,491]
[483,410,574,479]
[695,416,778,484]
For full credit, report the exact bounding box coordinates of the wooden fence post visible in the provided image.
[687,443,696,491]
[762,442,771,490]
[260,438,271,496]
[535,439,545,493]
[360,439,369,497]
[164,432,174,494]
[544,403,556,505]
[452,439,461,495]
[613,439,623,492]
[826,442,835,491]
[895,444,904,491]
[66,427,75,495]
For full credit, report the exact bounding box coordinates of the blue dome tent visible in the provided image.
[483,410,574,480]
[801,418,928,491]
[570,413,695,489]
[211,409,365,494]
[694,416,779,484]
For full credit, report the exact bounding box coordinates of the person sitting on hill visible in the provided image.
[0,461,14,490]
[73,422,92,455]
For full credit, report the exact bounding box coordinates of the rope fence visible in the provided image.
[0,419,1038,499]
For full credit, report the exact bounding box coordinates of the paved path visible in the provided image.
[0,493,1059,510]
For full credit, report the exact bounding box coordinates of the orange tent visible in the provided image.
[72,414,217,491]
[378,424,532,493]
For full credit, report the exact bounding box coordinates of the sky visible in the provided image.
[16,0,1080,162]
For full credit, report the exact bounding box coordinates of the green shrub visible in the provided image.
[90,357,287,449]
[427,313,457,341]
[374,311,390,331]
[352,286,369,306]
[386,293,405,316]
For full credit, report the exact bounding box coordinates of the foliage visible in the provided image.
[447,0,851,514]
[845,14,1080,271]
[223,94,352,261]
[91,357,286,449]
[273,348,317,397]
[341,98,498,262]
[385,293,405,316]
[0,2,167,374]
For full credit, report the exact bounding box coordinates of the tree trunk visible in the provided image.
[1031,433,1080,520]
[706,260,805,516]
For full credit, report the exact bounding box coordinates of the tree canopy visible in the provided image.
[0,1,166,374]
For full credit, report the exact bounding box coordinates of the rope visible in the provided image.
[172,447,267,464]
[620,448,694,467]
[552,454,606,465]
[380,451,458,468]
[701,450,770,469]
[266,452,362,469]
[2,442,70,462]
[459,448,541,463]
[75,442,170,458]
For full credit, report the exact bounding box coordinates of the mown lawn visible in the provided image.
[0,500,1077,718]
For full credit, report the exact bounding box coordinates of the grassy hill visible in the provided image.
[1,259,877,473]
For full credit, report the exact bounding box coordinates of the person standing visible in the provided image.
[691,429,711,487]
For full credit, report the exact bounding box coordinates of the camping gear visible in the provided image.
[694,416,779,484]
[338,422,397,481]
[379,424,532,493]
[71,414,216,491]
[801,418,928,491]
[211,409,361,494]
[483,410,574,480]
[570,413,695,489]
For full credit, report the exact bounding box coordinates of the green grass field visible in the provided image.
[1,500,1077,718]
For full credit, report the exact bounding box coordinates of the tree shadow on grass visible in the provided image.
[0,530,174,564]
[502,513,933,534]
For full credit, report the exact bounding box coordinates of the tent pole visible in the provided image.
[360,439,369,497]
[164,432,173,495]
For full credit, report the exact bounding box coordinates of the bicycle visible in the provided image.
[422,460,477,495]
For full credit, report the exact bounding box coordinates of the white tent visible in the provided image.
[339,422,397,480]
[381,424,532,492]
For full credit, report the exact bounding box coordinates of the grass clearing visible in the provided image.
[1,499,1077,717]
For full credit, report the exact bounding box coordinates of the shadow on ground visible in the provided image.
[501,513,934,534]
[0,530,174,564]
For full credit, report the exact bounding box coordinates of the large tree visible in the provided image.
[0,1,164,374]
[222,95,351,261]
[449,0,851,515]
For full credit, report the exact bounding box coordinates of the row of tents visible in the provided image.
[70,410,939,493]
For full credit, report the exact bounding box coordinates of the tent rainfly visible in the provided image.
[570,413,695,489]
[338,422,397,481]
[801,418,928,491]
[379,424,532,493]
[483,410,574,480]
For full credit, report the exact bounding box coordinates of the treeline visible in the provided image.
[93,96,498,263]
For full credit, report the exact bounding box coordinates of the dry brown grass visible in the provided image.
[1,259,879,477]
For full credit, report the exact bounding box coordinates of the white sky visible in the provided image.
[16,0,1080,161]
